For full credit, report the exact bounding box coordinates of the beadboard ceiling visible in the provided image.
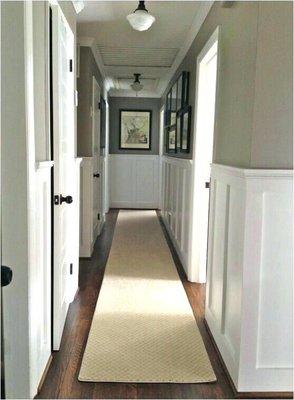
[77,1,213,97]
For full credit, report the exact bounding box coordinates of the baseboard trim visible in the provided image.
[36,354,53,395]
[203,320,292,399]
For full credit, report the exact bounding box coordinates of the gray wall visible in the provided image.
[109,97,160,155]
[250,1,293,168]
[162,1,293,169]
[77,46,104,156]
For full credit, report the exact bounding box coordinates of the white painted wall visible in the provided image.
[109,154,159,209]
[160,156,193,278]
[205,163,293,392]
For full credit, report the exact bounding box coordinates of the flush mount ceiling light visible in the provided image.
[131,73,144,92]
[127,1,156,32]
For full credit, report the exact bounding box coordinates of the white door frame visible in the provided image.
[92,76,103,239]
[159,105,165,210]
[188,27,220,283]
[51,3,75,350]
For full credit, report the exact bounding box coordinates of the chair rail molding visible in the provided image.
[109,154,160,209]
[206,163,293,392]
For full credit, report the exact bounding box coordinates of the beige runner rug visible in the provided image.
[79,210,216,383]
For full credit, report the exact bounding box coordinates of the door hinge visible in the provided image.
[97,213,100,220]
[70,263,73,275]
[98,101,101,110]
[54,195,60,205]
[69,59,73,72]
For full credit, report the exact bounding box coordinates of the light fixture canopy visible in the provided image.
[127,1,155,32]
[131,73,144,92]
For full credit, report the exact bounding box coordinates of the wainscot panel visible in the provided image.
[160,156,193,278]
[109,155,159,209]
[206,163,293,393]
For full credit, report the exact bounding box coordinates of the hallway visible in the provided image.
[37,210,234,399]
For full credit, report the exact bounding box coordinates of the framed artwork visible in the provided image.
[176,113,182,151]
[168,126,176,153]
[181,106,191,152]
[177,73,183,111]
[182,71,190,108]
[100,96,106,148]
[165,127,169,152]
[119,110,152,150]
[165,92,171,126]
[171,83,177,125]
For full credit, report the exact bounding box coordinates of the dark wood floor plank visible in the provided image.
[37,209,235,399]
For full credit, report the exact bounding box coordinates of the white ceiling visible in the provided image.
[77,1,213,97]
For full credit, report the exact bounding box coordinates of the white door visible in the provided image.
[52,5,75,350]
[92,77,102,240]
[189,28,219,283]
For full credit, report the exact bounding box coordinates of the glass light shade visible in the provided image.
[131,82,144,92]
[127,10,155,31]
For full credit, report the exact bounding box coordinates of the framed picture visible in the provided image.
[100,96,106,148]
[171,83,177,125]
[176,113,182,151]
[177,73,183,111]
[168,126,176,153]
[182,71,190,108]
[119,110,152,150]
[165,92,171,126]
[181,106,191,152]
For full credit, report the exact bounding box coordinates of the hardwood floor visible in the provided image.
[37,209,234,399]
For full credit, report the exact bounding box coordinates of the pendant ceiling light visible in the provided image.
[131,73,144,92]
[127,1,155,32]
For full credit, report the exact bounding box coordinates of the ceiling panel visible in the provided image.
[98,46,178,67]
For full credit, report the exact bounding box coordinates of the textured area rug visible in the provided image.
[79,210,216,383]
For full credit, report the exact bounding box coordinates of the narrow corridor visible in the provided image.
[37,210,234,399]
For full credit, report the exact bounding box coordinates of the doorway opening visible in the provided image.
[189,27,219,283]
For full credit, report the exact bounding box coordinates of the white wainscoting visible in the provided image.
[160,156,193,277]
[206,163,293,393]
[33,161,53,392]
[109,154,159,209]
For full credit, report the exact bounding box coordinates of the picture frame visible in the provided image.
[119,109,152,150]
[171,83,177,125]
[181,106,191,152]
[176,112,182,151]
[100,96,106,148]
[168,126,176,153]
[177,73,183,111]
[182,71,190,108]
[165,92,171,126]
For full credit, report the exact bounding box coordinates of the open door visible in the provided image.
[51,4,75,350]
[189,28,219,283]
[92,77,102,239]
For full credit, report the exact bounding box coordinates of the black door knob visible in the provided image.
[93,173,100,178]
[1,266,13,287]
[60,195,73,204]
